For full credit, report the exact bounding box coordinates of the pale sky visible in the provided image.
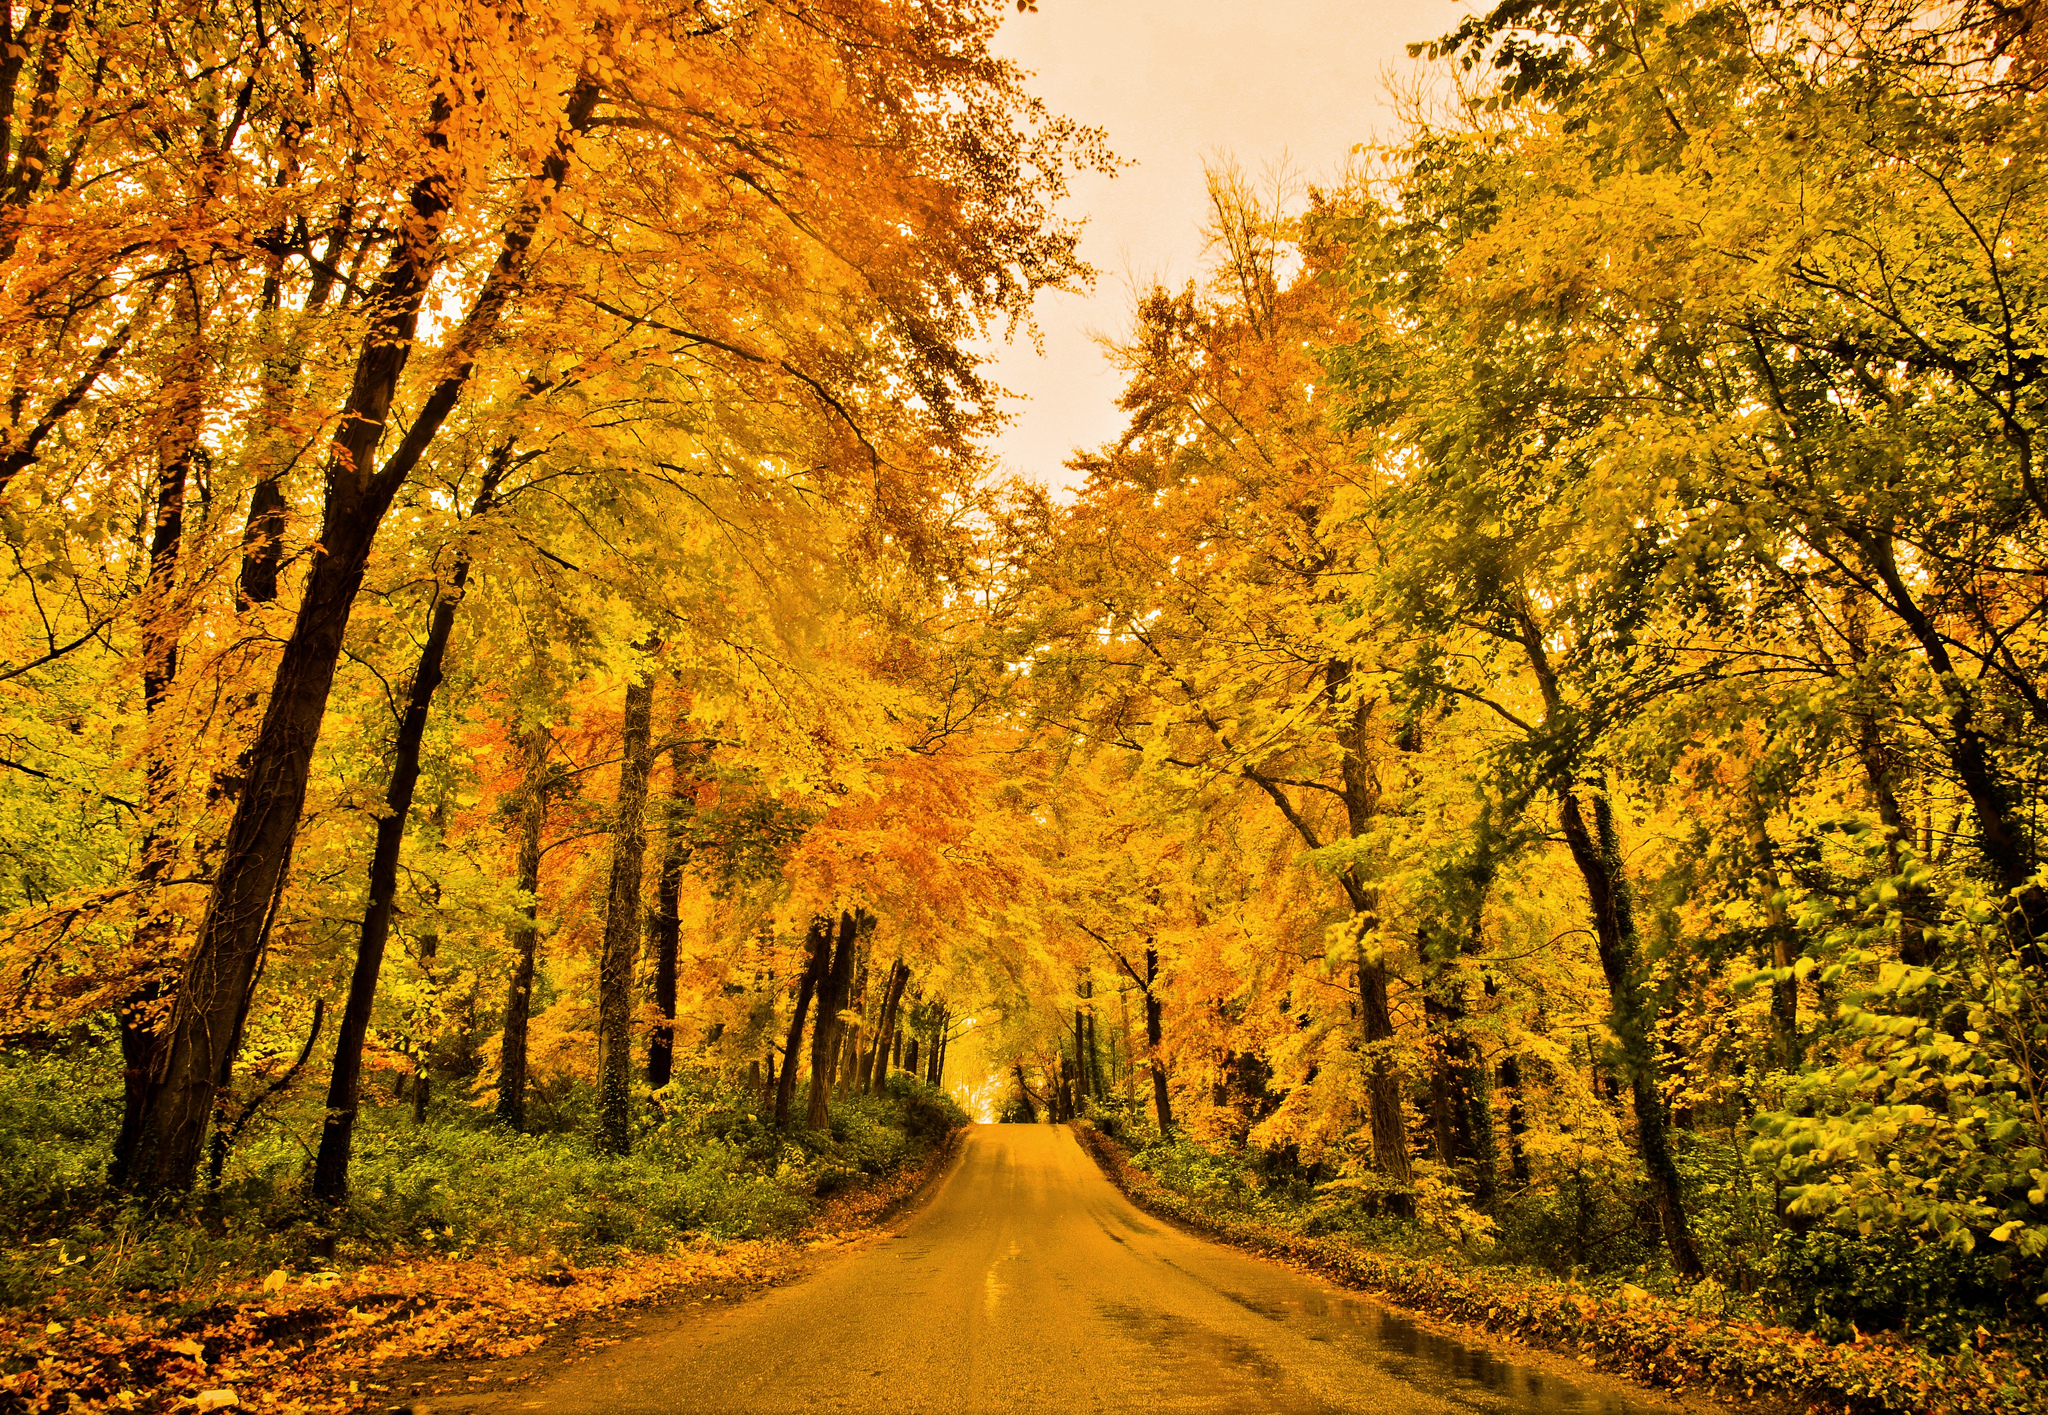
[974,1,1467,493]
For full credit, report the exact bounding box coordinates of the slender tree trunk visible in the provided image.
[842,947,869,1097]
[929,1002,948,1087]
[410,929,438,1125]
[1855,532,2041,938]
[312,458,504,1201]
[1745,809,1801,1067]
[496,728,549,1132]
[1498,1053,1531,1186]
[807,912,859,1129]
[775,918,833,1127]
[112,329,200,1184]
[1085,990,1103,1099]
[866,960,908,1094]
[1143,946,1174,1135]
[122,80,600,1193]
[646,761,690,1089]
[1558,786,1705,1279]
[1120,988,1135,1106]
[595,671,658,1156]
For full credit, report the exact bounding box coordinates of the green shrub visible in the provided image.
[0,1050,961,1306]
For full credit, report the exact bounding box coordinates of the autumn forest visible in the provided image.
[2,1,2047,1411]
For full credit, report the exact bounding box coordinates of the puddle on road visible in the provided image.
[1102,1288,1668,1414]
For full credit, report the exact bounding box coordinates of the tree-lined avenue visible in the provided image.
[429,1126,1670,1415]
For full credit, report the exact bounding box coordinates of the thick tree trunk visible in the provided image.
[646,763,690,1089]
[807,912,860,1129]
[1358,950,1412,1207]
[774,918,833,1127]
[1558,786,1705,1279]
[595,672,658,1156]
[312,458,504,1201]
[496,728,549,1132]
[121,79,599,1193]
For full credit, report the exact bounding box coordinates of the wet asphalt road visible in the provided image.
[440,1124,1681,1415]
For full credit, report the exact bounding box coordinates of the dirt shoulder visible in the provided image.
[0,1130,965,1415]
[1072,1124,2035,1415]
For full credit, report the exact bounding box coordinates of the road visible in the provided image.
[438,1124,1682,1414]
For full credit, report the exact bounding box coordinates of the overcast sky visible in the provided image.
[971,1,1468,494]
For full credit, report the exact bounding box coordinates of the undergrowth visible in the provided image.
[0,1042,965,1312]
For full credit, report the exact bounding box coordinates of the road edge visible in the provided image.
[366,1124,973,1414]
[1069,1123,2024,1415]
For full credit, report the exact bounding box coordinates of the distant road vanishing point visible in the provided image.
[427,1125,1682,1415]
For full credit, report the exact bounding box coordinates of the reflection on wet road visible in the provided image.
[446,1125,1686,1414]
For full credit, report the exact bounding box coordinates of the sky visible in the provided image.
[971,0,1469,494]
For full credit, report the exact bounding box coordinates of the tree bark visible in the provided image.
[646,762,691,1089]
[496,728,549,1132]
[1143,945,1174,1135]
[312,456,504,1201]
[121,77,600,1193]
[807,911,860,1129]
[111,323,200,1184]
[866,959,909,1093]
[1498,1053,1531,1186]
[595,670,658,1156]
[929,1002,949,1087]
[409,929,438,1125]
[774,918,833,1127]
[1558,786,1706,1279]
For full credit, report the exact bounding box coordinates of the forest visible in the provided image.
[2,0,2046,1411]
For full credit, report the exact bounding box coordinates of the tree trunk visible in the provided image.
[1143,946,1174,1135]
[410,930,438,1125]
[1358,950,1411,1206]
[1084,993,1103,1100]
[1853,530,2043,942]
[1558,786,1705,1279]
[1745,809,1801,1068]
[595,671,658,1156]
[928,1002,948,1087]
[807,912,859,1130]
[1498,1053,1531,1186]
[312,457,504,1201]
[646,762,690,1089]
[496,728,549,1132]
[866,960,909,1093]
[111,340,199,1185]
[774,918,833,1127]
[842,947,869,1097]
[121,79,600,1193]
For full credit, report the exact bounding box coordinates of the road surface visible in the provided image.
[438,1124,1681,1414]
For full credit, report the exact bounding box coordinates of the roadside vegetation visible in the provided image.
[2,1044,964,1410]
[1076,1113,2038,1415]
